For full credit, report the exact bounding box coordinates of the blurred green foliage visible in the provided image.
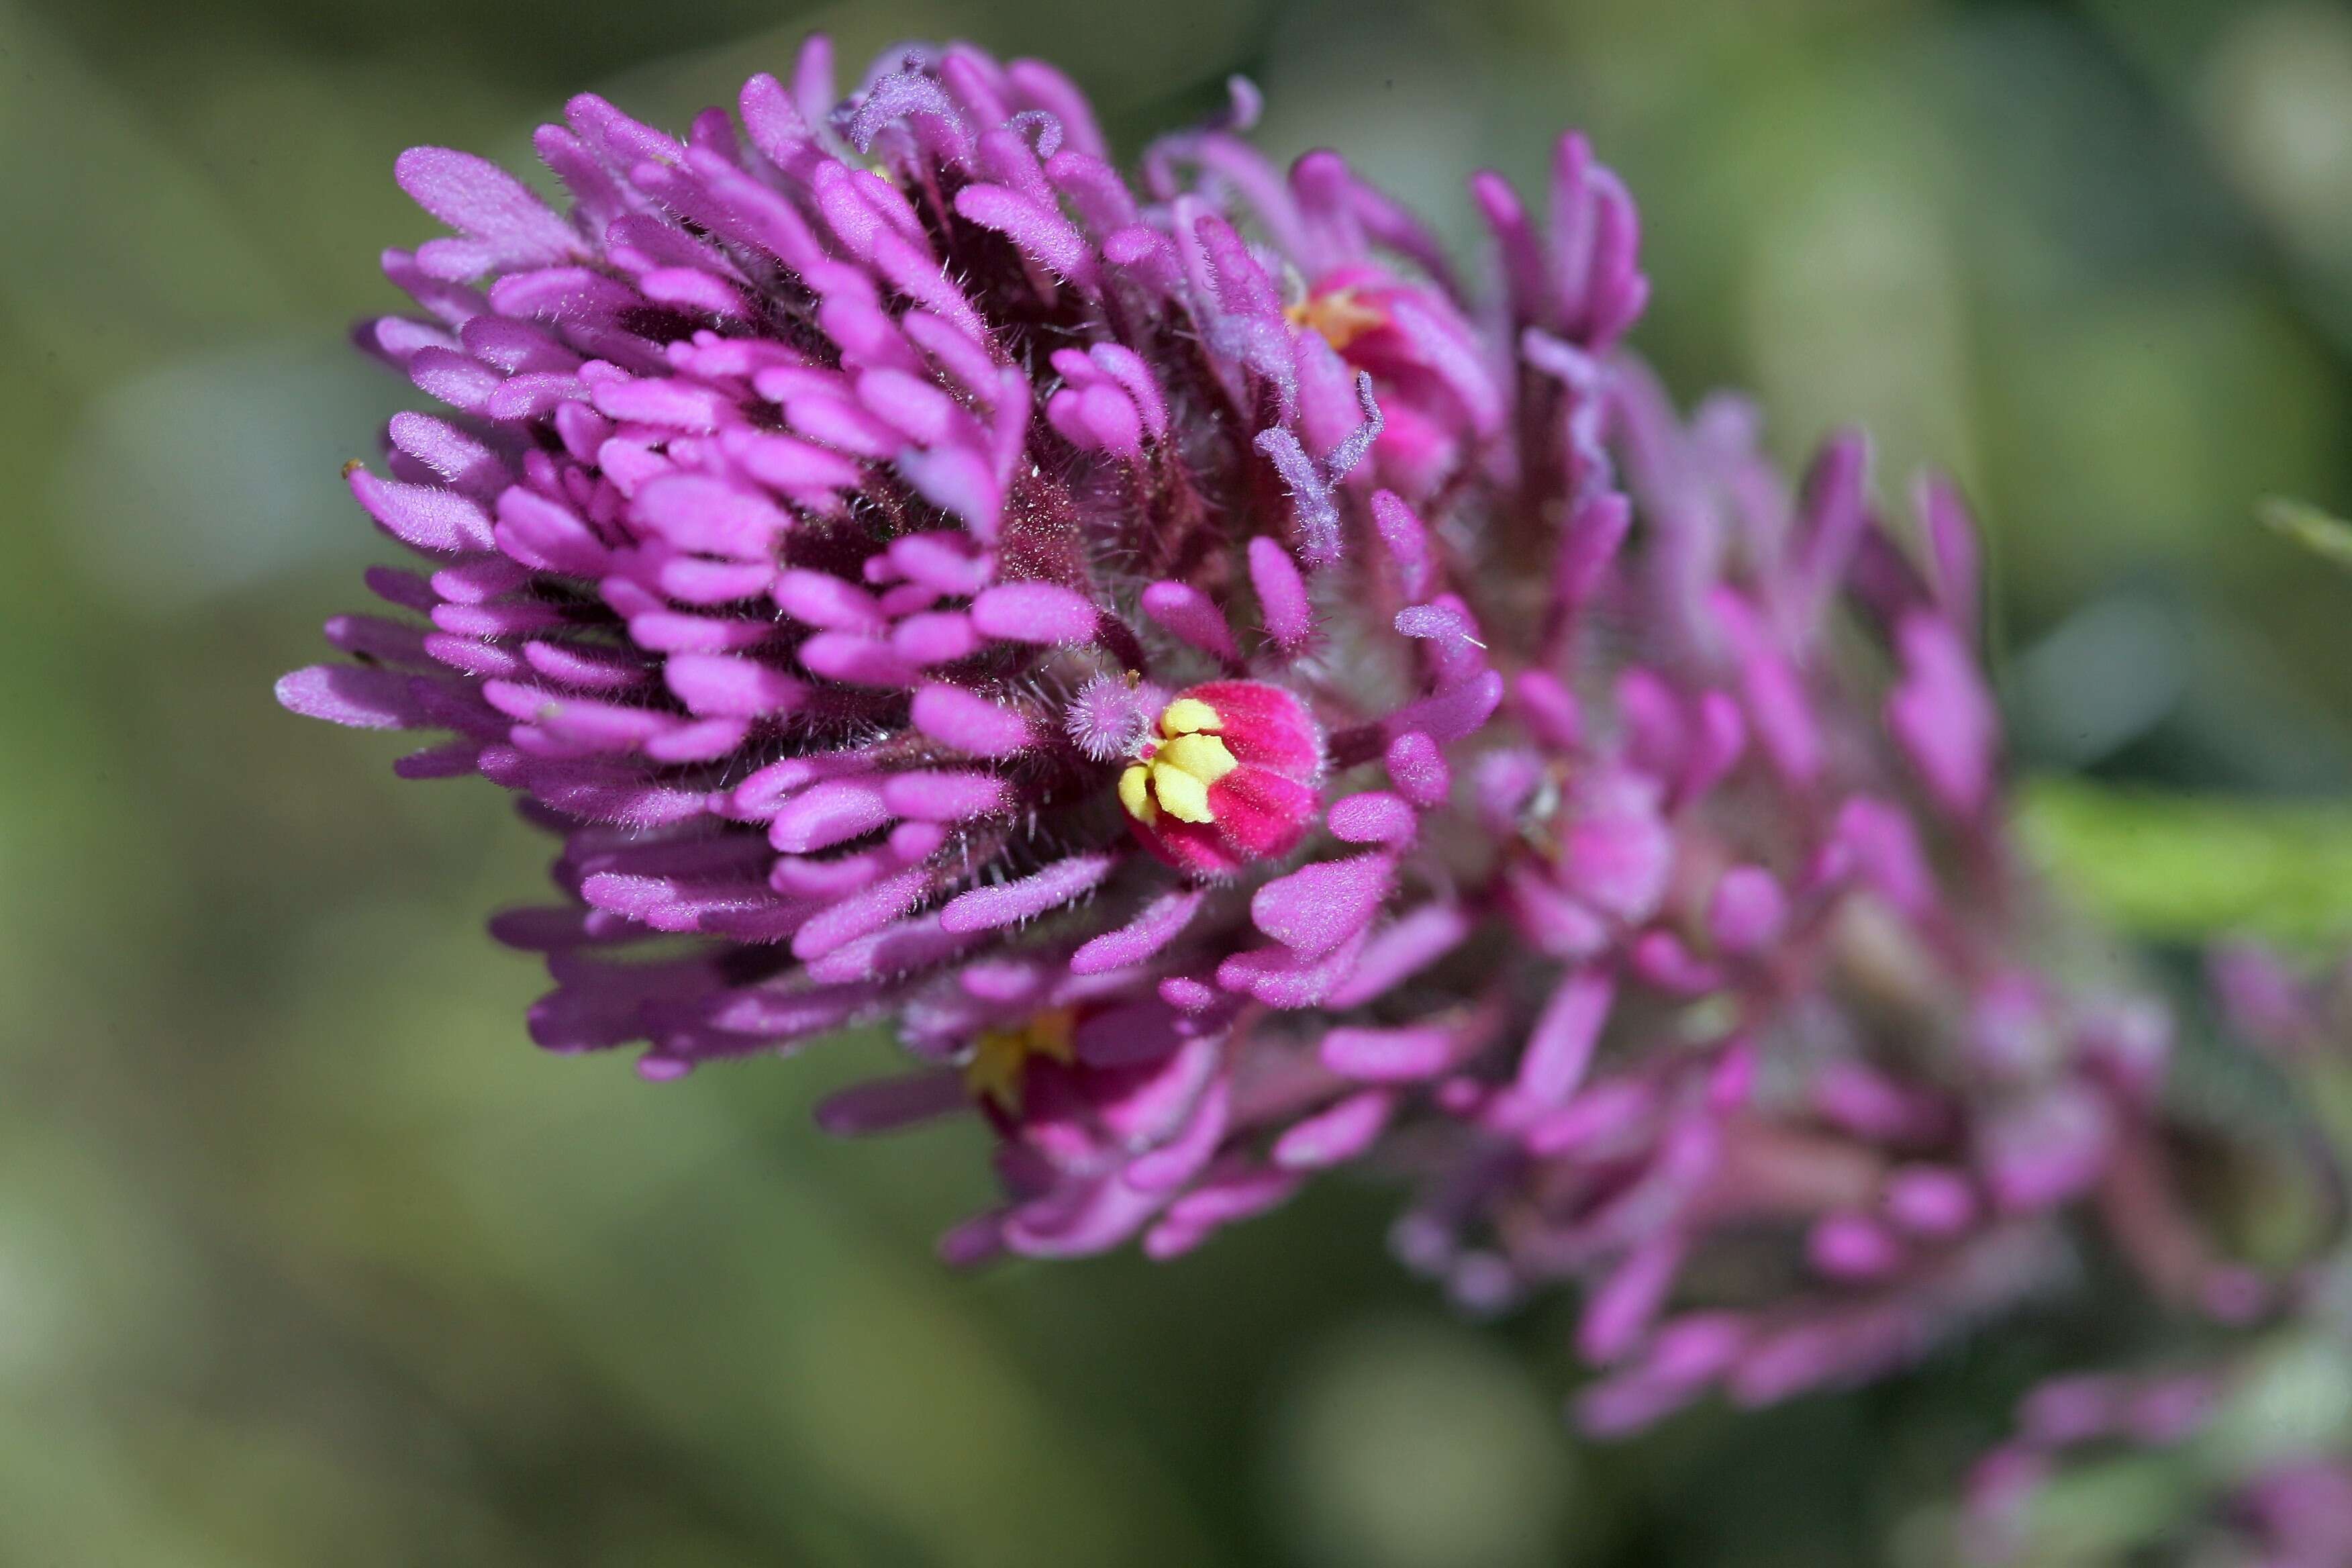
[2260,493,2352,572]
[2021,777,2352,945]
[9,0,2352,1562]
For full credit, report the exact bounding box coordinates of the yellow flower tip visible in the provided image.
[1157,731,1238,784]
[964,1008,1079,1112]
[1149,758,1216,823]
[1285,287,1389,354]
[1159,697,1223,737]
[1118,763,1156,824]
[1119,699,1240,826]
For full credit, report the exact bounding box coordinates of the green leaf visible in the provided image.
[2018,775,2352,944]
[2259,495,2352,571]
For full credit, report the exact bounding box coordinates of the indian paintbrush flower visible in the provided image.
[281,36,2308,1469]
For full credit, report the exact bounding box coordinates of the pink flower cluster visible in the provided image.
[282,36,2286,1441]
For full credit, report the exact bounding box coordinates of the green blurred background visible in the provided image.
[9,0,2352,1562]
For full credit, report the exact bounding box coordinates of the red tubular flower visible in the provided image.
[1118,681,1324,877]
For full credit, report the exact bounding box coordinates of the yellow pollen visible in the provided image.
[964,1008,1078,1112]
[1285,287,1389,353]
[1119,699,1238,828]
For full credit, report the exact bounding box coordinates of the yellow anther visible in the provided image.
[964,1008,1078,1112]
[1118,698,1239,827]
[1285,287,1389,353]
[1159,697,1222,736]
